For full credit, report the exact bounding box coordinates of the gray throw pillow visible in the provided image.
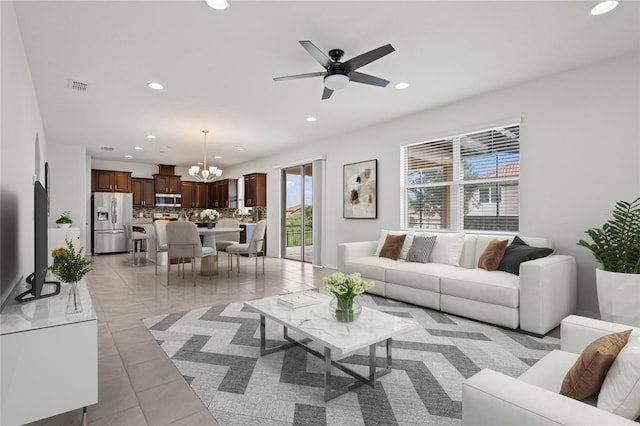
[406,236,437,263]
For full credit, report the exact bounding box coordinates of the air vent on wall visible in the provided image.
[101,147,114,151]
[68,79,88,92]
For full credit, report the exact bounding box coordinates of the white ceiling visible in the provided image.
[13,0,640,170]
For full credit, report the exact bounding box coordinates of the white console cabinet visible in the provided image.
[0,279,97,425]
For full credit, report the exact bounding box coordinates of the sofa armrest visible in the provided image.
[463,369,637,425]
[519,255,577,335]
[337,241,377,272]
[561,315,640,354]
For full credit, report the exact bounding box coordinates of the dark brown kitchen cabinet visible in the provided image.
[195,183,208,208]
[243,173,266,207]
[154,175,181,194]
[92,169,132,193]
[132,178,155,207]
[208,179,237,208]
[181,182,208,208]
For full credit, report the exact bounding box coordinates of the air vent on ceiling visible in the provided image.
[101,146,114,151]
[68,79,88,92]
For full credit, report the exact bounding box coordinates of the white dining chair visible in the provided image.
[225,220,266,278]
[126,225,148,266]
[166,221,216,286]
[215,218,240,254]
[153,220,168,275]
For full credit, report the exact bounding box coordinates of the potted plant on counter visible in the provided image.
[578,197,640,325]
[56,211,73,229]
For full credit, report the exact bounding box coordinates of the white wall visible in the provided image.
[48,142,87,246]
[0,1,48,306]
[223,52,640,318]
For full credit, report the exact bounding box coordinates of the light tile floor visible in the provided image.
[27,253,334,426]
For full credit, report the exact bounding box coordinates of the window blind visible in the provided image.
[401,123,520,232]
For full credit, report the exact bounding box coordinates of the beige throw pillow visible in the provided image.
[378,234,407,260]
[477,239,509,271]
[560,329,632,400]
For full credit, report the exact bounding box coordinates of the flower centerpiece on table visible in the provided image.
[323,272,375,322]
[200,209,220,228]
[47,238,93,313]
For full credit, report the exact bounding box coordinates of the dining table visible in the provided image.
[197,227,242,275]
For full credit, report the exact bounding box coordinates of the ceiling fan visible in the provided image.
[273,40,395,100]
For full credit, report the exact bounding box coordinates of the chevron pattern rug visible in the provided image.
[143,295,559,426]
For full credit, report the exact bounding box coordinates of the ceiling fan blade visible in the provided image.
[344,44,395,71]
[322,87,333,100]
[273,72,325,82]
[350,71,390,87]
[300,40,332,68]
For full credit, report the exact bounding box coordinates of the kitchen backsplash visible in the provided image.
[133,206,266,221]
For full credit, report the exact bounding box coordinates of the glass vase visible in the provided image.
[329,296,361,323]
[66,282,83,314]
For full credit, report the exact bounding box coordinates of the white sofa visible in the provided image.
[338,233,576,335]
[462,315,639,425]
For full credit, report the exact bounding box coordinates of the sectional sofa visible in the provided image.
[338,232,577,335]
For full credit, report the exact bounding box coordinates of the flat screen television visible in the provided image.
[15,181,60,303]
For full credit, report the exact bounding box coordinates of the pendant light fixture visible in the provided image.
[189,130,222,182]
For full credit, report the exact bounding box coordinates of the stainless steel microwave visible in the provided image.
[155,193,182,207]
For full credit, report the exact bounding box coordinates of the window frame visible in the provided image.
[401,123,520,233]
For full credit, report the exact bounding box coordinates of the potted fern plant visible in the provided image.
[577,197,640,325]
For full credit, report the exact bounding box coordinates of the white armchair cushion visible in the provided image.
[599,335,640,419]
[519,349,578,393]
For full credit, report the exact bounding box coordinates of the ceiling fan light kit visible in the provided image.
[274,40,395,99]
[324,73,350,91]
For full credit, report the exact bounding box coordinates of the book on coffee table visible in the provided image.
[277,291,324,309]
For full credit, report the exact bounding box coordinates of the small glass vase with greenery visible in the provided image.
[323,272,375,322]
[48,238,93,313]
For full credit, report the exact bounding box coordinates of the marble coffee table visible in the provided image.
[244,291,421,401]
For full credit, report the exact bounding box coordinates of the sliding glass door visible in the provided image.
[282,164,313,263]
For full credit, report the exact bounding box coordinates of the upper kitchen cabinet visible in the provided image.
[208,178,237,209]
[132,178,155,207]
[154,174,181,194]
[243,173,266,207]
[92,169,132,193]
[181,181,208,208]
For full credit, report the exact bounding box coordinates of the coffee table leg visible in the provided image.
[386,338,392,369]
[324,347,332,401]
[260,315,266,355]
[369,343,377,386]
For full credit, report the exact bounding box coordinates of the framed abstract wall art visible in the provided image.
[343,159,377,219]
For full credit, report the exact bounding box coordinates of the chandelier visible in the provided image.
[189,130,222,182]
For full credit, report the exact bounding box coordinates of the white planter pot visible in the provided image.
[57,223,71,229]
[596,268,640,326]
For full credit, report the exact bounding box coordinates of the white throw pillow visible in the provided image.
[598,334,640,419]
[374,230,414,260]
[429,232,465,266]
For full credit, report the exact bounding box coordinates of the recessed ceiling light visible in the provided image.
[237,148,245,151]
[205,0,228,10]
[306,116,317,122]
[146,135,156,139]
[591,0,618,15]
[147,82,164,90]
[395,82,410,90]
[215,155,222,159]
[134,146,143,150]
[125,155,132,158]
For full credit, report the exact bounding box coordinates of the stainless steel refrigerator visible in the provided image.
[92,192,133,254]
